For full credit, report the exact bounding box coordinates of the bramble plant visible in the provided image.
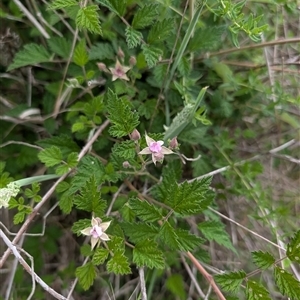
[0,0,299,299]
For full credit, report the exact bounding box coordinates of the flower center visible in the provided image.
[90,225,103,238]
[149,142,162,153]
[115,68,124,76]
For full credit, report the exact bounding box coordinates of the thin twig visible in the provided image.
[139,267,147,300]
[0,229,66,300]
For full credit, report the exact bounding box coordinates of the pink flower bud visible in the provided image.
[169,137,179,149]
[97,62,108,72]
[129,56,137,66]
[122,161,131,168]
[130,129,141,141]
[117,47,125,59]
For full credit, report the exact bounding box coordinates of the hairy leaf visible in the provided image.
[92,248,110,265]
[38,146,62,167]
[96,0,127,16]
[73,39,89,67]
[175,229,204,251]
[107,252,131,275]
[142,44,163,68]
[129,197,162,222]
[215,270,246,293]
[89,42,115,60]
[246,281,271,300]
[287,230,300,263]
[121,222,159,243]
[251,251,275,269]
[132,4,158,29]
[7,43,51,71]
[76,5,102,35]
[159,221,181,250]
[133,240,164,269]
[72,219,92,235]
[47,37,72,59]
[75,262,96,290]
[113,140,136,160]
[48,0,77,10]
[147,19,174,44]
[125,27,143,49]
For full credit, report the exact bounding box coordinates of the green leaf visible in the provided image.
[175,229,204,251]
[106,89,140,137]
[76,5,102,35]
[7,43,51,71]
[96,0,127,17]
[107,236,125,254]
[246,281,271,300]
[160,178,213,217]
[72,218,92,236]
[36,134,80,156]
[38,146,62,167]
[133,240,164,269]
[287,230,300,263]
[132,4,158,29]
[73,39,89,67]
[89,42,115,60]
[166,274,186,300]
[215,270,246,293]
[125,27,142,49]
[251,251,275,269]
[59,193,73,214]
[147,19,174,44]
[198,220,236,253]
[92,248,110,265]
[48,0,77,10]
[55,164,70,175]
[73,175,107,215]
[75,262,96,290]
[107,252,131,275]
[274,266,300,300]
[159,222,181,250]
[129,197,162,222]
[67,152,78,168]
[113,140,136,160]
[13,211,26,224]
[121,222,159,243]
[188,26,226,52]
[141,44,163,68]
[177,56,191,77]
[47,37,72,59]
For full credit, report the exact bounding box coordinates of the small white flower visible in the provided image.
[81,217,111,249]
[0,182,20,209]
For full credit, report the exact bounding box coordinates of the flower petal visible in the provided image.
[161,146,174,154]
[157,140,164,146]
[139,147,152,155]
[91,237,99,249]
[81,227,92,236]
[91,217,98,226]
[99,232,110,241]
[100,221,111,232]
[145,134,156,147]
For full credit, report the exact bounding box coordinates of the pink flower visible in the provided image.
[139,133,173,165]
[81,217,111,249]
[109,59,130,81]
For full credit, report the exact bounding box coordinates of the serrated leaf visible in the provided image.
[13,211,26,224]
[129,197,162,222]
[89,42,115,60]
[106,89,139,137]
[142,44,162,68]
[76,5,102,35]
[67,152,78,167]
[113,140,136,160]
[80,244,93,257]
[121,222,159,243]
[107,252,131,275]
[133,240,164,269]
[147,19,174,44]
[198,220,236,253]
[73,175,107,215]
[59,193,73,213]
[96,0,127,16]
[175,229,204,251]
[274,266,300,300]
[246,281,271,300]
[92,248,110,265]
[73,39,89,67]
[132,4,158,29]
[47,37,72,59]
[75,262,96,290]
[38,146,62,167]
[251,251,275,269]
[177,56,191,77]
[215,270,246,293]
[287,230,300,263]
[125,27,142,49]
[107,236,125,254]
[159,222,181,250]
[72,218,92,235]
[48,0,77,10]
[7,43,51,71]
[55,164,70,175]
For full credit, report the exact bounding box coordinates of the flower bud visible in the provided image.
[97,62,108,72]
[122,161,131,168]
[117,47,125,59]
[130,129,141,141]
[129,56,137,66]
[169,137,179,149]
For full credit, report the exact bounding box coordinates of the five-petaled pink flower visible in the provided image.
[109,59,130,81]
[139,133,173,165]
[81,217,111,249]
